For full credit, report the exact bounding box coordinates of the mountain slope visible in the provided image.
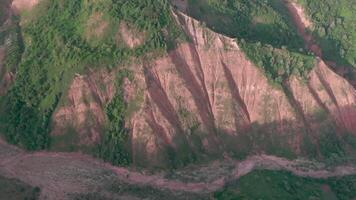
[0,0,355,169]
[51,7,356,167]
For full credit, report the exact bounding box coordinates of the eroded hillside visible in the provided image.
[0,0,356,199]
[0,0,355,170]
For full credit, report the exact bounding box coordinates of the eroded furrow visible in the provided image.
[221,61,251,128]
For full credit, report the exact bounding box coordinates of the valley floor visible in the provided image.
[1,138,356,199]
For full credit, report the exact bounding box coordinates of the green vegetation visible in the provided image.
[187,0,302,49]
[0,0,183,151]
[0,175,40,200]
[300,118,356,166]
[328,176,356,200]
[239,40,315,83]
[50,126,80,152]
[73,180,208,200]
[215,170,356,200]
[187,0,315,84]
[297,0,356,68]
[95,70,132,166]
[3,17,24,72]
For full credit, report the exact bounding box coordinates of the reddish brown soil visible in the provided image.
[124,11,356,165]
[11,0,39,14]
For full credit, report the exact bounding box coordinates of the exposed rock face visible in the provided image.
[53,11,356,167]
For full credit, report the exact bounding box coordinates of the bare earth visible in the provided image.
[289,1,312,28]
[0,139,356,200]
[11,0,39,13]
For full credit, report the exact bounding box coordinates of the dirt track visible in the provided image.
[1,139,356,200]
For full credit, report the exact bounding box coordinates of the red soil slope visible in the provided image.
[52,10,356,167]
